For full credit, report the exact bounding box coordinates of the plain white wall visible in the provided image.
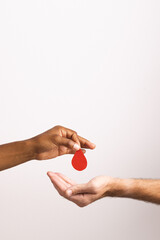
[0,0,160,239]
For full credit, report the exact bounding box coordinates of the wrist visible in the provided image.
[106,178,134,198]
[24,138,37,161]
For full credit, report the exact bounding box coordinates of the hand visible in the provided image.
[31,125,96,160]
[47,172,112,207]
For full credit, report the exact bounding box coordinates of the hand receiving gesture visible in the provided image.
[47,172,112,207]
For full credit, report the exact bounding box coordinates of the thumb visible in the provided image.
[66,184,89,197]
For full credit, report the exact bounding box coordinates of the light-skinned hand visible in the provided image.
[47,171,160,206]
[47,172,112,207]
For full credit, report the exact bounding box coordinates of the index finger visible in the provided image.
[61,128,80,147]
[61,126,96,150]
[47,172,70,195]
[78,135,96,149]
[54,172,76,185]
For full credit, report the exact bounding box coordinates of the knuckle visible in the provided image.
[55,125,62,130]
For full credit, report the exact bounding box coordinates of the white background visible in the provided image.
[0,0,160,239]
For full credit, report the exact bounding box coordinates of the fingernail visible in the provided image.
[66,189,72,197]
[91,143,96,147]
[73,143,80,151]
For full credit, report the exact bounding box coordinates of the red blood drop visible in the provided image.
[72,149,87,171]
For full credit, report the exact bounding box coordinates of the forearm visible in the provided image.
[0,139,35,171]
[108,178,160,204]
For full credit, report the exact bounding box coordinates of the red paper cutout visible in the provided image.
[72,149,87,171]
